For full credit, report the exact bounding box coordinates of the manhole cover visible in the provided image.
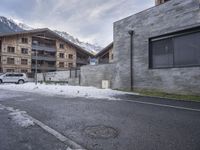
[84,125,118,139]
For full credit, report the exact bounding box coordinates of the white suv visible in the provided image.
[0,73,28,84]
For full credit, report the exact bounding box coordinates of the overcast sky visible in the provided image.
[0,0,154,47]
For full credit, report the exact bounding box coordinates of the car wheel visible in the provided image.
[18,80,24,84]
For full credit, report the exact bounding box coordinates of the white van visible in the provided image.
[0,73,28,84]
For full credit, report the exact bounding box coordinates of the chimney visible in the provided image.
[155,0,170,5]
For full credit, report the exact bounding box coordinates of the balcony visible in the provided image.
[32,44,56,52]
[32,55,56,61]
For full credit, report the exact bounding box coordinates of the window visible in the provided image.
[60,44,64,49]
[21,59,28,65]
[22,38,28,44]
[7,47,15,53]
[173,32,200,67]
[150,38,173,68]
[68,63,73,68]
[6,69,14,73]
[21,48,28,54]
[59,62,64,68]
[7,58,15,64]
[149,29,200,69]
[68,54,73,59]
[59,53,64,58]
[21,69,28,73]
[13,74,23,77]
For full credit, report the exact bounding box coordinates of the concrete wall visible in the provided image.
[113,0,200,95]
[37,70,80,85]
[37,71,70,82]
[81,64,115,88]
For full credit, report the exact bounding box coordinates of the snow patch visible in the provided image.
[9,110,34,127]
[0,104,6,110]
[0,104,34,127]
[18,23,33,30]
[0,83,138,100]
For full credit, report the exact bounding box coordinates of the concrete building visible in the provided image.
[81,0,200,95]
[0,28,93,73]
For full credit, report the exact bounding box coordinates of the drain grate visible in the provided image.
[84,125,118,139]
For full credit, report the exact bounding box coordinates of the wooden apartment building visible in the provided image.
[0,28,93,73]
[96,42,113,64]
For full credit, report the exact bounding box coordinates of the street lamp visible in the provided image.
[128,30,134,91]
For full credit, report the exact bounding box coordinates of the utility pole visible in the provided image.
[35,50,38,85]
[128,30,134,91]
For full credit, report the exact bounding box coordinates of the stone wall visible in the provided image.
[113,0,200,95]
[81,64,115,88]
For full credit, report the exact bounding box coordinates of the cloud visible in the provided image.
[0,0,154,47]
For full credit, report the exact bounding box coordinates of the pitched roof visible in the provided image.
[0,28,94,56]
[95,42,113,57]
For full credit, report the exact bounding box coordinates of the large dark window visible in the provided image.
[151,38,173,68]
[173,32,200,67]
[150,30,200,69]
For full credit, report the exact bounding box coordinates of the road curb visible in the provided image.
[29,116,87,150]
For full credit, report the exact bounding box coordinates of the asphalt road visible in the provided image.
[0,89,200,150]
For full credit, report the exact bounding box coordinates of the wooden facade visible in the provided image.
[96,43,113,64]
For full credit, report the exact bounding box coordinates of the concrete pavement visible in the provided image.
[0,89,200,150]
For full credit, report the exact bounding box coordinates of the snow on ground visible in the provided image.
[0,83,138,100]
[9,111,34,127]
[0,104,34,127]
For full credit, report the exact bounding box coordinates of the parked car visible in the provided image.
[0,73,28,84]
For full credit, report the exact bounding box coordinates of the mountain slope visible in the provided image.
[0,16,23,33]
[0,16,102,53]
[17,23,33,30]
[54,30,102,54]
